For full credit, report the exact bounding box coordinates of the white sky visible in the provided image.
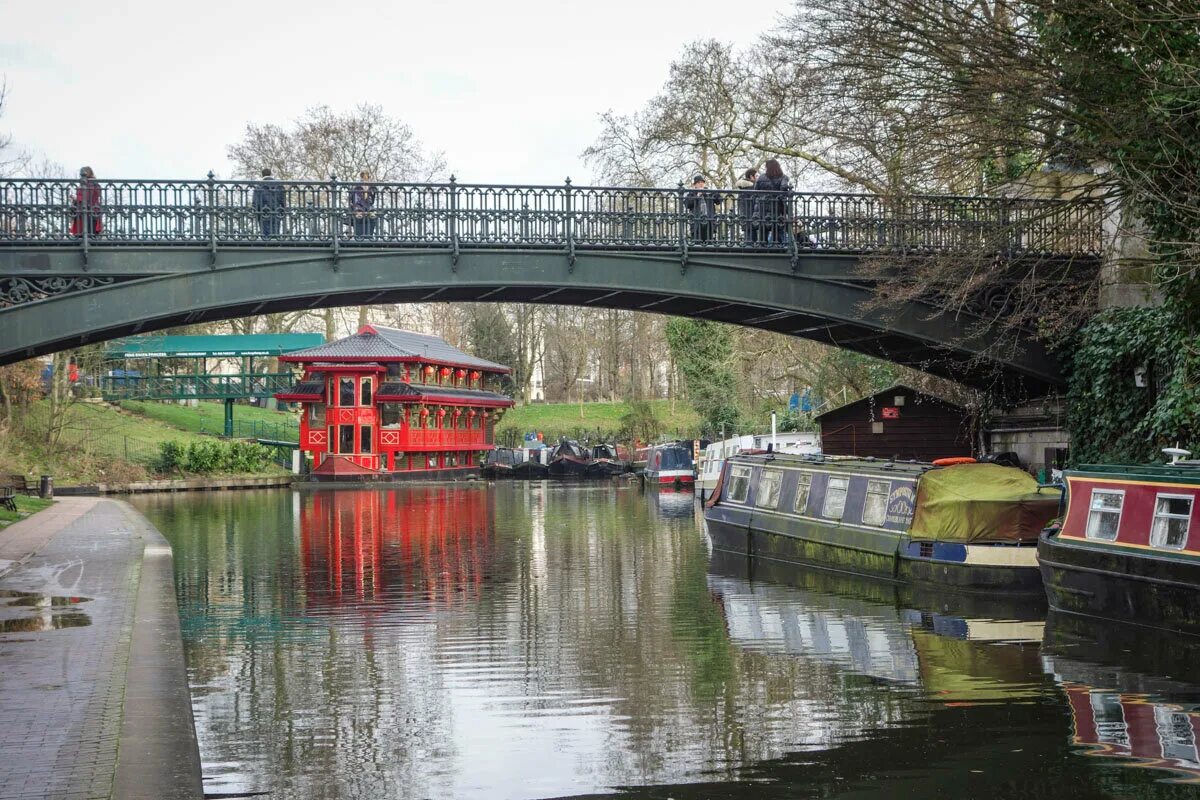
[2,0,788,184]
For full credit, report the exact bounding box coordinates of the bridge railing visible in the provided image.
[0,177,1103,257]
[99,372,296,401]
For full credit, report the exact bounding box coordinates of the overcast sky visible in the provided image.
[2,0,787,184]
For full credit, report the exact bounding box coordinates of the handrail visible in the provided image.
[0,177,1104,257]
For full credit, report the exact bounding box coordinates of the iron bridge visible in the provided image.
[0,176,1104,393]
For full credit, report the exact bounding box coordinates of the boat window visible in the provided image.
[794,473,812,514]
[1150,494,1193,550]
[756,470,783,509]
[308,403,324,425]
[359,426,372,454]
[339,425,354,454]
[339,378,356,407]
[862,479,890,526]
[726,466,752,503]
[381,404,402,428]
[1086,489,1124,541]
[822,476,849,520]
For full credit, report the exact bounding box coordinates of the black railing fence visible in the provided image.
[0,176,1103,256]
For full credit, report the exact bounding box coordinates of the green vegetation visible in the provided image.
[119,400,299,441]
[496,400,701,445]
[2,400,287,484]
[0,495,53,530]
[156,440,277,475]
[664,319,741,435]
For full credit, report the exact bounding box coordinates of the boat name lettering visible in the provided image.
[886,485,915,524]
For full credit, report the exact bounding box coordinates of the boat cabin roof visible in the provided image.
[1073,463,1200,485]
[730,452,932,478]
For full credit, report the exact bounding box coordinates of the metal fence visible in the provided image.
[99,373,296,402]
[0,177,1103,257]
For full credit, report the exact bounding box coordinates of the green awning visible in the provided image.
[104,333,325,359]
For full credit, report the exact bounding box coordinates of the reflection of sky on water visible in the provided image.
[131,485,1200,799]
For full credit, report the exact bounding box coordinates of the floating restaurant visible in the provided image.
[276,325,514,480]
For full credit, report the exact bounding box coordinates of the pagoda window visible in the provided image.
[308,403,324,426]
[339,425,354,454]
[427,453,439,469]
[448,452,459,467]
[381,404,403,428]
[425,410,436,430]
[360,426,373,454]
[360,377,373,407]
[386,363,403,380]
[339,378,355,407]
[457,411,467,429]
[328,378,337,405]
[328,426,336,452]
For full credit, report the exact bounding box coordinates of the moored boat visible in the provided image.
[705,453,1059,593]
[512,457,550,479]
[1038,457,1200,636]
[642,443,695,488]
[547,438,591,477]
[697,432,819,493]
[585,443,628,478]
[481,447,521,479]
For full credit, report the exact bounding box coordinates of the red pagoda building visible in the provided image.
[276,325,514,480]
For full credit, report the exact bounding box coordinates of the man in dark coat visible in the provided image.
[682,174,723,242]
[753,159,792,245]
[252,168,287,238]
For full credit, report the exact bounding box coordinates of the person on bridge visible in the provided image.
[753,159,792,245]
[252,168,287,239]
[349,171,378,239]
[69,166,102,239]
[736,168,758,243]
[683,174,723,242]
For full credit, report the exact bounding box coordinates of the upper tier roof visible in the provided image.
[280,325,511,373]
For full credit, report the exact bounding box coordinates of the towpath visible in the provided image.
[0,497,202,800]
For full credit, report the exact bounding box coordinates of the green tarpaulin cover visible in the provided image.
[909,463,1060,543]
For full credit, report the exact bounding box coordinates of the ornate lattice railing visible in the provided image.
[0,176,1103,257]
[99,372,296,401]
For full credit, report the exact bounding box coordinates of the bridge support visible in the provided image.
[224,399,234,438]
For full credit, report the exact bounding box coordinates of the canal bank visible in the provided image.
[0,497,202,800]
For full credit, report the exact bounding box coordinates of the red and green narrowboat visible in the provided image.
[1039,461,1200,636]
[704,453,1060,594]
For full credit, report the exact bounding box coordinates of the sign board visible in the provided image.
[881,406,900,419]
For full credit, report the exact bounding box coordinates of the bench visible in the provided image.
[0,475,36,512]
[0,486,14,513]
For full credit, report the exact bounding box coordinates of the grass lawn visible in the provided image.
[496,400,701,444]
[0,495,54,530]
[120,400,299,441]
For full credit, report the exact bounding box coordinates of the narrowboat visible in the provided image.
[697,432,820,493]
[481,447,521,479]
[586,443,628,478]
[1038,457,1200,636]
[512,453,550,479]
[642,443,694,488]
[705,453,1060,593]
[547,439,591,477]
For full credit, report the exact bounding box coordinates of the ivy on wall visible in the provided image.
[1066,304,1200,464]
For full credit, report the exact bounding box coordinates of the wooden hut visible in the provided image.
[815,385,973,462]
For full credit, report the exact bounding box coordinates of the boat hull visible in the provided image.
[548,457,590,477]
[586,460,627,478]
[512,462,550,479]
[707,511,1043,592]
[1039,532,1200,636]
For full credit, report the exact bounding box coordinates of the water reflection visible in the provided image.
[131,485,1200,799]
[0,588,91,633]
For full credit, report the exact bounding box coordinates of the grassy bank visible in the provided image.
[5,400,287,484]
[496,400,701,444]
[0,495,54,530]
[119,400,299,441]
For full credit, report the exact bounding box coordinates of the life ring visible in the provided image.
[932,457,976,466]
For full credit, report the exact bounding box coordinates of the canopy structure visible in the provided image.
[104,333,325,359]
[908,463,1060,543]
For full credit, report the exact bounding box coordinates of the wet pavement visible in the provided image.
[0,498,201,800]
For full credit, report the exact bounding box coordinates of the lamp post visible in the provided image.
[576,377,594,419]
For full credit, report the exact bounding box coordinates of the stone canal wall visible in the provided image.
[0,498,202,800]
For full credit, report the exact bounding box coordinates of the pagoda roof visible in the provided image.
[280,325,511,373]
[375,382,513,408]
[275,379,325,402]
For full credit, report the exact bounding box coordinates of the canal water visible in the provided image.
[130,483,1200,799]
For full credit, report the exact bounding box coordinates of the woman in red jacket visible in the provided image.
[69,166,102,238]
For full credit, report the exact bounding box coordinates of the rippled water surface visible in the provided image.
[132,484,1200,799]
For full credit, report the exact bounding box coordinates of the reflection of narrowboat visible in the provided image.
[642,444,694,488]
[705,454,1059,593]
[586,444,627,478]
[1039,460,1200,636]
[481,447,521,479]
[548,439,591,477]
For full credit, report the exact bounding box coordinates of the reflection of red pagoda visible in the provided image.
[1065,684,1200,783]
[276,325,514,480]
[299,487,496,608]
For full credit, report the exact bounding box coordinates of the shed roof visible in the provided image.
[105,333,324,359]
[813,384,963,420]
[280,325,511,372]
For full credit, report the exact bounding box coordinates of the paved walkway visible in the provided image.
[0,498,202,800]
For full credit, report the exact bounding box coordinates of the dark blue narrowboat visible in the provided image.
[704,454,1060,594]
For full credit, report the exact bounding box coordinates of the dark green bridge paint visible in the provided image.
[0,246,1065,391]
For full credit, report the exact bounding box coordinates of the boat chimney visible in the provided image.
[771,412,777,452]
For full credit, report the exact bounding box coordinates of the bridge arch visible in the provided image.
[0,247,1063,393]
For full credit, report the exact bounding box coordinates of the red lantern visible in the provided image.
[424,365,435,376]
[470,371,481,382]
[440,367,451,378]
[456,369,467,379]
